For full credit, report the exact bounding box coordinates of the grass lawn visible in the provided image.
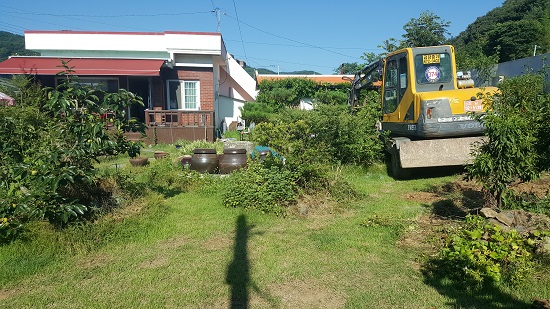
[0,161,548,308]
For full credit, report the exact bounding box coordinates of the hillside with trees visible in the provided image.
[0,31,38,61]
[451,0,550,63]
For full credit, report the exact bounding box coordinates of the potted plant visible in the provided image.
[127,141,148,166]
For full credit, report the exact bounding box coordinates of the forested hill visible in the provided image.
[0,31,39,61]
[450,0,550,63]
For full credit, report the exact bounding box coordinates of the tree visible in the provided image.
[334,62,363,74]
[378,38,402,53]
[0,65,146,241]
[484,20,546,62]
[467,73,549,208]
[402,11,451,47]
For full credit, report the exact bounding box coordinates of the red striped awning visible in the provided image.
[0,57,165,76]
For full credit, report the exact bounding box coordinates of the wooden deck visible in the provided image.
[124,110,216,144]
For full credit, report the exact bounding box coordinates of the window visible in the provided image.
[167,80,200,110]
[56,77,119,92]
[415,52,452,84]
[383,59,399,114]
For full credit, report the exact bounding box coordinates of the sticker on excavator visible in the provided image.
[464,99,483,112]
[425,66,441,83]
[422,54,440,64]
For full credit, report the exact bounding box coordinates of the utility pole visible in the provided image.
[213,8,221,32]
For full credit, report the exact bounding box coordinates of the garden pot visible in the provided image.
[154,151,169,159]
[190,148,218,173]
[219,148,247,174]
[129,156,149,167]
[180,155,192,169]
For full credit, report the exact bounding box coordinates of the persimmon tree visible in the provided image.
[0,64,145,242]
[467,73,550,208]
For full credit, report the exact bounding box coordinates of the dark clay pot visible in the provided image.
[219,148,248,174]
[129,157,149,167]
[180,155,192,168]
[154,151,169,159]
[190,148,218,173]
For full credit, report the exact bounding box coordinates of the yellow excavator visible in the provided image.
[349,45,498,178]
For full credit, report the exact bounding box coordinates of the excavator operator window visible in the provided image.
[415,52,452,85]
[383,59,399,114]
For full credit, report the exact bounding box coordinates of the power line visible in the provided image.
[222,13,361,61]
[237,55,337,70]
[0,5,212,18]
[225,39,384,51]
[231,0,247,62]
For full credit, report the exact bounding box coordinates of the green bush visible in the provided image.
[313,89,348,105]
[239,101,279,124]
[468,73,550,208]
[0,70,146,241]
[223,158,297,215]
[434,215,548,287]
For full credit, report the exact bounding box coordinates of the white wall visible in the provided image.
[25,31,223,60]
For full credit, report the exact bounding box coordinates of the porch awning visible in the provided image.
[0,57,166,76]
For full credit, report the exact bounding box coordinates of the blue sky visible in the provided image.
[0,0,505,74]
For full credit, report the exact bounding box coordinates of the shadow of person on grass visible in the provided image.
[226,214,252,309]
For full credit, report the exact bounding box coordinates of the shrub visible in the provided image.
[467,73,550,208]
[0,69,146,241]
[223,158,297,215]
[433,215,548,288]
[313,89,348,105]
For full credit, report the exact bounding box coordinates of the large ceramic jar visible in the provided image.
[219,148,248,174]
[190,148,219,173]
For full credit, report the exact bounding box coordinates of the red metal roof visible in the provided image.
[0,57,166,76]
[256,74,354,84]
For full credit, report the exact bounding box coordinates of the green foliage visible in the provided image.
[467,74,550,207]
[454,43,500,85]
[335,62,363,75]
[256,78,318,108]
[239,101,279,124]
[251,103,383,167]
[0,75,46,108]
[485,20,546,62]
[502,190,550,216]
[313,89,348,105]
[402,11,451,47]
[0,31,39,61]
[0,68,146,241]
[223,158,297,215]
[434,215,547,287]
[127,141,142,159]
[451,0,549,63]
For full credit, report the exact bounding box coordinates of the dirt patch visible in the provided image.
[402,191,440,205]
[268,279,346,309]
[399,214,457,256]
[510,173,550,198]
[289,193,340,217]
[0,289,18,301]
[77,253,114,270]
[202,235,232,251]
[400,175,550,260]
[138,256,169,269]
[156,236,189,250]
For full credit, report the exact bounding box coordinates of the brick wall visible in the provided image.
[176,67,214,111]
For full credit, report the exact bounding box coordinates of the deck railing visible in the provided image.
[145,109,214,127]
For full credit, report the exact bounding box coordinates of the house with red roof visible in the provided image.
[0,30,258,143]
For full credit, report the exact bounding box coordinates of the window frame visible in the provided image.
[55,77,119,92]
[167,80,201,111]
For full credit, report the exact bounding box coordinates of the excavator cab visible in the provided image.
[349,45,498,178]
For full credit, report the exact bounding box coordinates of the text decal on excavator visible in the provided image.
[464,100,483,112]
[422,54,440,64]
